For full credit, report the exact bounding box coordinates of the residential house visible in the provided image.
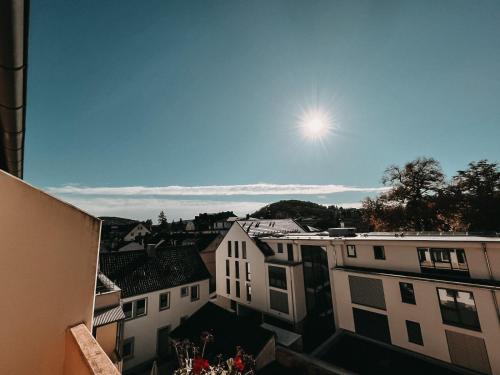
[99,246,211,370]
[123,222,151,242]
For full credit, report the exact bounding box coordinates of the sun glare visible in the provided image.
[299,107,332,141]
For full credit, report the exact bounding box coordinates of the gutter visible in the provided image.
[0,0,29,178]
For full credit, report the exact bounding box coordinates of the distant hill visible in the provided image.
[252,200,368,231]
[99,216,139,226]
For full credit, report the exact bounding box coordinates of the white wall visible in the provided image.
[332,269,500,374]
[122,279,210,369]
[124,223,150,242]
[0,170,101,375]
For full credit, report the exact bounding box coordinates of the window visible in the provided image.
[418,248,469,275]
[235,241,239,258]
[235,280,240,298]
[437,288,480,331]
[159,292,170,311]
[122,337,134,360]
[124,298,147,320]
[123,302,133,319]
[277,243,283,253]
[136,299,147,316]
[235,261,240,279]
[287,244,294,261]
[230,300,237,311]
[228,241,232,257]
[246,283,252,301]
[399,282,416,304]
[181,286,189,298]
[242,241,247,259]
[191,285,200,301]
[269,289,289,314]
[226,259,230,277]
[406,320,423,345]
[226,278,230,294]
[268,266,287,290]
[245,262,251,281]
[373,246,385,260]
[347,245,357,258]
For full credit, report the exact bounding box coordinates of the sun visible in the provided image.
[299,107,332,141]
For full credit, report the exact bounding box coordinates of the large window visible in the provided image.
[242,241,247,259]
[399,282,416,304]
[347,245,357,258]
[235,241,239,258]
[159,292,170,311]
[406,320,423,345]
[418,248,469,276]
[122,337,135,360]
[437,288,480,331]
[269,289,289,314]
[268,266,287,290]
[227,241,232,257]
[373,246,385,260]
[235,261,240,279]
[123,298,148,320]
[191,284,200,301]
[226,259,230,277]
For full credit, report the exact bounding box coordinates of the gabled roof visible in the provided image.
[238,219,305,237]
[170,302,274,360]
[99,246,211,298]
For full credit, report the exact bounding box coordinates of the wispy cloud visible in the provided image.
[47,183,388,196]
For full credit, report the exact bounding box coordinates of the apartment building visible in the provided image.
[215,219,334,350]
[262,232,500,374]
[99,246,211,370]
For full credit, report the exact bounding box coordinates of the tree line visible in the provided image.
[362,158,500,232]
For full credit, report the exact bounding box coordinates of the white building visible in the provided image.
[99,246,211,370]
[123,222,151,242]
[258,231,500,375]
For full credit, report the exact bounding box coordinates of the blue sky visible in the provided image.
[26,0,500,220]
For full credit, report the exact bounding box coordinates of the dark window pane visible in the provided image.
[373,246,385,260]
[235,261,240,279]
[136,299,146,316]
[235,241,239,258]
[269,289,289,314]
[406,320,423,345]
[235,281,240,298]
[277,243,283,253]
[399,282,416,304]
[159,293,170,310]
[437,288,480,331]
[228,241,232,257]
[242,241,247,259]
[123,302,133,319]
[268,266,287,290]
[226,259,230,277]
[226,279,230,294]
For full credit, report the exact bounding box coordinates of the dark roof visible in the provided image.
[99,247,211,298]
[170,302,275,360]
[239,219,305,237]
[254,238,275,257]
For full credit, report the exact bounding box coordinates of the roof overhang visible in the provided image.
[0,0,29,178]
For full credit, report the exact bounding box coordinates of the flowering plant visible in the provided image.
[172,332,255,375]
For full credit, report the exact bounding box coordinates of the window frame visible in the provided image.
[122,337,135,360]
[399,282,416,305]
[268,266,287,290]
[190,284,200,302]
[180,286,189,298]
[436,287,481,331]
[269,289,289,314]
[123,298,148,321]
[347,245,357,258]
[159,292,171,311]
[373,246,386,260]
[406,320,423,346]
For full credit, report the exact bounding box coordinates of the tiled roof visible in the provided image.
[238,219,305,237]
[99,247,211,298]
[93,305,125,327]
[170,302,275,360]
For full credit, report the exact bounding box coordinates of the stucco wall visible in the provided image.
[96,322,118,357]
[0,171,101,375]
[122,279,210,369]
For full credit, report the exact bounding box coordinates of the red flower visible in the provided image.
[234,356,245,372]
[193,357,210,374]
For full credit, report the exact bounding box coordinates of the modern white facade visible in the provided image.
[121,279,210,369]
[264,233,500,375]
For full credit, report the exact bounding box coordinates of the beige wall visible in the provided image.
[96,322,118,357]
[0,171,101,375]
[95,290,121,311]
[332,269,500,374]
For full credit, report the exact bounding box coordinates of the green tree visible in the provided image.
[158,211,168,227]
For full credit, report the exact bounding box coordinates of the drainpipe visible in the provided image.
[482,242,500,323]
